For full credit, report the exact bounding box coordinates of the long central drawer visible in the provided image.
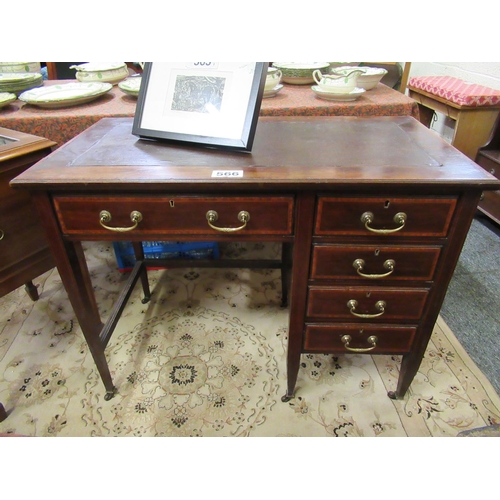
[53,195,295,236]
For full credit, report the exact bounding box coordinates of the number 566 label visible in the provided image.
[211,170,243,178]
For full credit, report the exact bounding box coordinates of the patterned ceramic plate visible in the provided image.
[118,76,141,96]
[0,72,43,94]
[18,82,113,108]
[0,92,16,108]
[0,72,41,83]
[311,85,365,101]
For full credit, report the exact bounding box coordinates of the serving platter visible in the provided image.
[18,82,113,108]
[311,86,365,101]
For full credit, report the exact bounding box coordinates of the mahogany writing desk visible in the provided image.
[11,116,499,402]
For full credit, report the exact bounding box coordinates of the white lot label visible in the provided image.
[211,170,244,178]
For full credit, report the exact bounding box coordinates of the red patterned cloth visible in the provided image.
[408,76,500,107]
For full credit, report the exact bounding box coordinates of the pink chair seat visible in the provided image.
[409,76,500,107]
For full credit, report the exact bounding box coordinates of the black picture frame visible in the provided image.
[132,62,268,152]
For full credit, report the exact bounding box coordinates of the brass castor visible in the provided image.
[104,388,116,401]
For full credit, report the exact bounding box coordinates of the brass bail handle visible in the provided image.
[341,334,378,352]
[206,210,250,233]
[353,258,395,279]
[361,211,407,234]
[347,299,386,318]
[99,210,143,232]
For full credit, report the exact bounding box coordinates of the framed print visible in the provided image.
[132,62,268,151]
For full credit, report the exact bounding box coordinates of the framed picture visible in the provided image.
[132,62,268,151]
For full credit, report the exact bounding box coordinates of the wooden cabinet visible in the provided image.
[475,118,500,225]
[0,127,56,300]
[11,116,500,403]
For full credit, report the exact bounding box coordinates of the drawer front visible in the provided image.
[307,286,429,321]
[311,244,442,281]
[53,195,294,236]
[315,196,456,237]
[304,324,416,354]
[476,153,500,181]
[1,174,50,270]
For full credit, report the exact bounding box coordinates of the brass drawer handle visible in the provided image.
[99,210,143,232]
[0,229,4,241]
[361,211,407,234]
[341,334,378,352]
[347,299,386,318]
[353,258,395,279]
[206,210,250,233]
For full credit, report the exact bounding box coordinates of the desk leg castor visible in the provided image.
[104,388,116,401]
[281,394,294,403]
[388,390,400,400]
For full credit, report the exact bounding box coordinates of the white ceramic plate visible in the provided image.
[19,82,113,108]
[0,72,41,83]
[118,77,141,96]
[0,72,43,94]
[0,92,16,108]
[263,83,283,99]
[311,86,365,101]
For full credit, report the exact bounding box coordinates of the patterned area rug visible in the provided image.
[1,242,499,437]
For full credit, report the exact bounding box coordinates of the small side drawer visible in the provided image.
[310,244,442,281]
[476,151,500,181]
[307,286,429,321]
[53,195,294,236]
[304,324,416,354]
[315,196,456,237]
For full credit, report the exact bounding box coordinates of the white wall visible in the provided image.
[406,62,500,142]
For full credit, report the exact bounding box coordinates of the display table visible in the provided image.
[11,116,499,402]
[0,80,419,147]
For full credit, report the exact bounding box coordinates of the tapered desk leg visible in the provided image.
[24,280,39,301]
[280,242,293,308]
[32,193,116,400]
[282,193,315,402]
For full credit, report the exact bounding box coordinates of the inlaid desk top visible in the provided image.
[12,115,497,191]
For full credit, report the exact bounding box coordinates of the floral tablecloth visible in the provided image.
[0,80,419,147]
